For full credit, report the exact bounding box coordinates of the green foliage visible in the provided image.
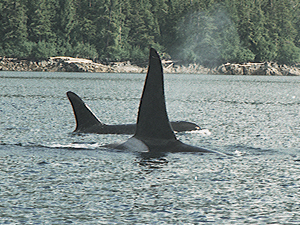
[236,48,255,63]
[130,46,148,62]
[0,0,299,64]
[55,0,76,43]
[175,5,251,66]
[277,40,300,65]
[26,0,55,43]
[31,41,57,59]
[0,0,29,57]
[72,43,98,59]
[55,41,73,56]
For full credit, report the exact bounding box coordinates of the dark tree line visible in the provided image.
[0,0,299,65]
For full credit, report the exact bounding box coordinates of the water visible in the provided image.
[0,71,299,224]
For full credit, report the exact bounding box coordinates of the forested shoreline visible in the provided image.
[0,0,300,67]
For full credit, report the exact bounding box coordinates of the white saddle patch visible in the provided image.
[121,137,149,153]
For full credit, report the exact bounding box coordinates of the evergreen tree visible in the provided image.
[0,1,4,55]
[148,0,168,48]
[293,1,300,49]
[272,0,300,64]
[105,0,130,61]
[222,0,255,62]
[26,0,55,43]
[160,0,194,55]
[250,1,276,62]
[26,0,57,59]
[91,0,130,61]
[0,0,31,58]
[73,0,98,45]
[126,0,161,61]
[54,0,76,55]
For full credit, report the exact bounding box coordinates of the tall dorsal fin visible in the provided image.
[134,48,176,140]
[66,91,103,132]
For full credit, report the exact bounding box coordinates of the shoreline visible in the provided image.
[0,56,300,76]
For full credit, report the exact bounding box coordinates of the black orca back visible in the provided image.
[134,48,176,141]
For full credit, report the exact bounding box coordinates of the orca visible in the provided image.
[106,48,218,154]
[66,91,202,134]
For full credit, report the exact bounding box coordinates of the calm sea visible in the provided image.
[0,71,299,224]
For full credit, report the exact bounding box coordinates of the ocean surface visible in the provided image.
[0,71,299,224]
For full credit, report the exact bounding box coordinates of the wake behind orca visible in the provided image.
[67,91,202,134]
[106,48,218,154]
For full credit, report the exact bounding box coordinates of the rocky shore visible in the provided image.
[215,62,300,76]
[1,56,300,76]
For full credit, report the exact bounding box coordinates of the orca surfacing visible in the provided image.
[108,48,217,154]
[66,91,202,134]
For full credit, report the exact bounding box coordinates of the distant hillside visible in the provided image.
[0,0,299,65]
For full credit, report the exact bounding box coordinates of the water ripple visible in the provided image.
[0,73,300,224]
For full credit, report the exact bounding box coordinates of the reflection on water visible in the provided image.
[138,154,169,171]
[0,72,299,224]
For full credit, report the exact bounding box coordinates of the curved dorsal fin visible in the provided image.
[134,48,176,140]
[66,91,103,132]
